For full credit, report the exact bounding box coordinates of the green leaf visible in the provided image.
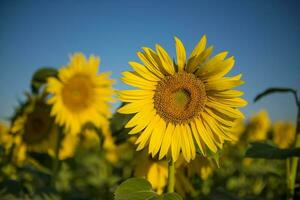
[31,67,58,94]
[254,87,298,103]
[245,142,300,159]
[210,187,263,200]
[162,193,183,200]
[114,178,183,200]
[110,109,134,144]
[114,178,159,200]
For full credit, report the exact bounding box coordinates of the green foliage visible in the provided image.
[245,142,300,159]
[110,111,133,144]
[31,67,58,94]
[114,178,182,200]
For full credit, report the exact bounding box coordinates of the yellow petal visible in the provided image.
[190,121,206,156]
[202,112,231,141]
[117,100,153,114]
[181,124,191,162]
[190,35,207,59]
[159,122,175,159]
[197,53,235,79]
[129,61,160,81]
[174,37,186,72]
[204,108,235,127]
[127,109,156,134]
[149,117,166,157]
[185,124,196,160]
[122,71,157,90]
[171,125,181,161]
[205,75,244,91]
[194,118,217,153]
[118,90,154,102]
[207,90,244,98]
[156,44,175,75]
[136,114,160,151]
[137,51,164,79]
[206,100,245,119]
[208,96,247,108]
[202,117,223,148]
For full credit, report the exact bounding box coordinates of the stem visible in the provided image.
[51,126,63,187]
[287,107,300,200]
[167,158,175,193]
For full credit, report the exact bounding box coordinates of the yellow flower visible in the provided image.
[247,110,270,141]
[0,122,14,150]
[134,151,168,194]
[11,99,57,153]
[10,97,78,164]
[10,99,58,164]
[272,122,296,148]
[118,36,247,162]
[47,53,114,135]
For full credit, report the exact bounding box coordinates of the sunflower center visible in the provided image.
[23,103,52,144]
[171,89,191,111]
[62,74,94,112]
[154,72,207,124]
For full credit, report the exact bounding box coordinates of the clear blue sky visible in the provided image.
[0,0,299,123]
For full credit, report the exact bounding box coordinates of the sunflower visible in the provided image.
[47,53,114,135]
[118,36,247,162]
[10,98,58,164]
[247,110,270,141]
[10,99,57,152]
[272,122,295,148]
[10,97,78,163]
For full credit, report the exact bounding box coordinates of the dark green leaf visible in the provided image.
[31,67,58,93]
[245,142,300,159]
[162,193,183,200]
[114,178,159,200]
[110,110,133,144]
[209,187,263,200]
[254,87,297,103]
[28,152,54,171]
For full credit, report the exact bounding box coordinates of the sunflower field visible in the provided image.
[1,1,300,199]
[0,32,299,200]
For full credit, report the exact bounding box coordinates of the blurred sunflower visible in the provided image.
[10,98,58,164]
[134,150,168,194]
[118,36,247,162]
[47,53,114,135]
[10,97,78,164]
[272,122,295,148]
[247,110,270,141]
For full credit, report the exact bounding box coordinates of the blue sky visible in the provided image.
[0,0,299,123]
